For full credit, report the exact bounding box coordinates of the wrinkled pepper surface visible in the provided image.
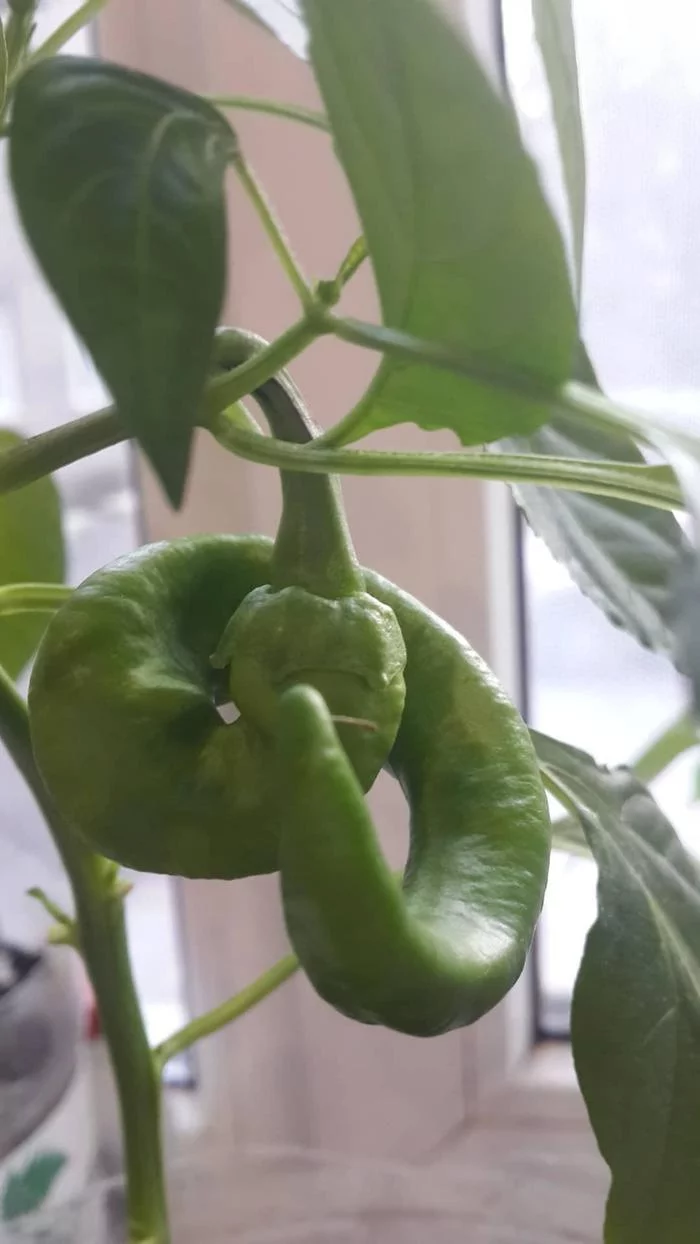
[28,330,552,1036]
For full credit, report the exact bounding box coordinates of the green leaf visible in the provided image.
[210,94,328,132]
[504,344,688,656]
[650,431,700,710]
[223,0,308,57]
[671,556,700,712]
[535,730,700,1244]
[610,421,700,711]
[2,1151,67,1221]
[532,0,586,296]
[0,19,8,117]
[506,432,688,656]
[556,368,700,701]
[0,430,64,678]
[305,0,577,447]
[9,58,238,507]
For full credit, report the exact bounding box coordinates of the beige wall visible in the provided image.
[99,0,520,1159]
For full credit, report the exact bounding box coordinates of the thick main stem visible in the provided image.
[0,665,168,1244]
[75,874,168,1244]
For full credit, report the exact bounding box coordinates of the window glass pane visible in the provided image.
[502,0,700,1034]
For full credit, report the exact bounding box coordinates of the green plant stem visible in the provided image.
[0,311,685,515]
[319,314,571,446]
[28,884,75,929]
[320,314,693,455]
[201,314,325,420]
[4,0,36,78]
[22,0,110,69]
[209,94,329,131]
[154,954,299,1072]
[630,711,698,785]
[0,318,324,495]
[561,379,664,446]
[0,665,168,1244]
[0,406,122,494]
[208,417,682,510]
[232,153,312,306]
[71,884,168,1244]
[0,582,72,615]
[0,402,682,511]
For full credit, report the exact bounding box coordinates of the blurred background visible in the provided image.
[1,0,698,1237]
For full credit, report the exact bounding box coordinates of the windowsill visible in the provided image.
[520,1040,578,1089]
[474,1040,589,1130]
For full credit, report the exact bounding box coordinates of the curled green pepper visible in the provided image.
[276,568,551,1035]
[28,331,551,1034]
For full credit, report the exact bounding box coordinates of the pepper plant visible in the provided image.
[0,0,699,1241]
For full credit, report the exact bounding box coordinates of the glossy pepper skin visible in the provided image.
[28,330,551,1036]
[276,568,551,1035]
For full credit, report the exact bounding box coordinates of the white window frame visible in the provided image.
[98,0,587,1161]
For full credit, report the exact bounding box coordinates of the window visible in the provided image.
[502,0,700,1036]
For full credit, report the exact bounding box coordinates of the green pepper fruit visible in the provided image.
[28,330,551,1034]
[276,558,552,1036]
[30,536,278,878]
[29,330,407,877]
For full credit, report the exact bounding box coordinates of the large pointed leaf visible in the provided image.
[0,430,64,679]
[535,730,700,1244]
[532,0,586,296]
[504,344,688,656]
[507,421,688,655]
[571,400,700,707]
[304,0,577,446]
[10,58,237,507]
[224,0,308,57]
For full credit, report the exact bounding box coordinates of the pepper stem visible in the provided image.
[214,330,363,598]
